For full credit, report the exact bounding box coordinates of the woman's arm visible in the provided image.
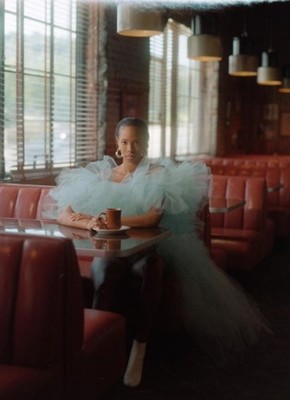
[58,205,163,230]
[57,206,93,230]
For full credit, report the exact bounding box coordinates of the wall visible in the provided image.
[104,1,290,159]
[104,5,150,158]
[216,1,290,156]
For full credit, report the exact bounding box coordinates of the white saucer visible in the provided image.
[92,225,130,236]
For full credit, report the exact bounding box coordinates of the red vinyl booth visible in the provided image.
[209,175,275,271]
[206,163,290,238]
[0,233,126,400]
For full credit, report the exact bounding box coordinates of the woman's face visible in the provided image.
[116,125,146,164]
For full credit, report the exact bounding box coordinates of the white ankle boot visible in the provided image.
[123,340,147,387]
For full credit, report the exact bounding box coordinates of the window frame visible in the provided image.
[0,0,106,181]
[148,19,218,160]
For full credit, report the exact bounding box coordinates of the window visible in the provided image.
[148,19,219,160]
[0,0,105,181]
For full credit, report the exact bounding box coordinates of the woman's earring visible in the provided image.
[115,148,123,159]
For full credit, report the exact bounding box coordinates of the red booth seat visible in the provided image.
[196,203,228,270]
[0,182,96,284]
[0,233,126,400]
[207,164,290,238]
[0,183,53,220]
[209,175,275,271]
[204,156,290,169]
[0,182,224,327]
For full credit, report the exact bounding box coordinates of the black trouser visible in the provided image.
[90,252,166,342]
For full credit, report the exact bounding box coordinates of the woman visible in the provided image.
[51,117,270,387]
[54,118,166,388]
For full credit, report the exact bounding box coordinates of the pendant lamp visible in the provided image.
[278,64,290,93]
[187,14,222,62]
[257,50,281,86]
[228,34,259,76]
[117,4,164,37]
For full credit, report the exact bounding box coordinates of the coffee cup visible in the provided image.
[97,208,122,230]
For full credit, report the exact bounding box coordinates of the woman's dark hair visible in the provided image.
[115,117,149,144]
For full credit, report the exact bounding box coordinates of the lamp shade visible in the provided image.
[188,34,222,61]
[228,36,259,76]
[279,79,290,93]
[187,14,222,62]
[117,4,163,37]
[279,64,290,93]
[257,51,281,86]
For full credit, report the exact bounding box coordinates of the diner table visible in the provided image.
[0,217,171,258]
[209,198,246,213]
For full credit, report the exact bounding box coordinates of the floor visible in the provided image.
[117,239,290,400]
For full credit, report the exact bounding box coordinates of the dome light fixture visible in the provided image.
[117,4,164,37]
[257,50,282,86]
[228,34,259,77]
[187,14,222,62]
[278,64,290,93]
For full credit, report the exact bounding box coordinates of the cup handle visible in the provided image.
[96,212,107,228]
[97,212,106,220]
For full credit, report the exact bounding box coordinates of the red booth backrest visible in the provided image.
[209,175,268,232]
[0,233,83,368]
[278,166,290,208]
[0,184,54,219]
[208,164,290,211]
[204,157,290,169]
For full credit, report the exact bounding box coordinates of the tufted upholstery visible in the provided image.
[209,175,275,270]
[0,232,126,400]
[0,183,54,220]
[204,156,290,169]
[0,183,95,282]
[0,182,221,335]
[206,164,290,238]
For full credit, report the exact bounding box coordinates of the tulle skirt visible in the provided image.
[49,156,271,358]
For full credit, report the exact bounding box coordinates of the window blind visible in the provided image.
[0,0,105,180]
[148,19,218,160]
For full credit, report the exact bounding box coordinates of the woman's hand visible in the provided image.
[87,216,107,230]
[57,206,94,230]
[70,212,92,221]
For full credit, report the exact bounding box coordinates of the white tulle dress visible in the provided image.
[50,156,270,359]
